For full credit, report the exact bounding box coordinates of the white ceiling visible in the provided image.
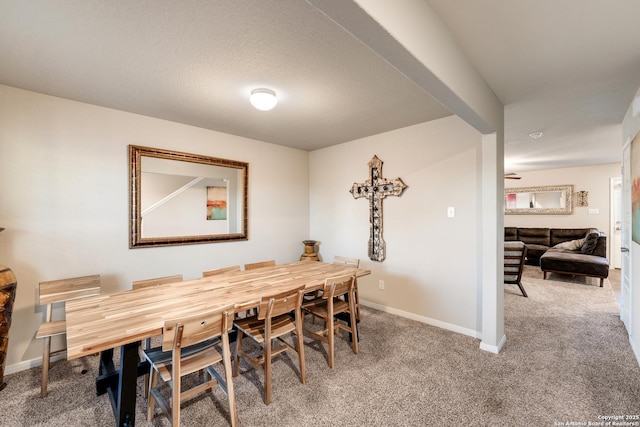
[428,0,640,172]
[2,1,640,173]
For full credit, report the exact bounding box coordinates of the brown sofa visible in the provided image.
[504,227,609,287]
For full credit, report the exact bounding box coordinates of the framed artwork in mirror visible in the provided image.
[129,145,248,248]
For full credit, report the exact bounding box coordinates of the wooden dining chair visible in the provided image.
[233,285,306,405]
[142,305,238,427]
[132,274,184,396]
[244,260,276,270]
[333,256,361,321]
[332,256,360,268]
[35,274,101,397]
[132,274,183,290]
[504,241,528,297]
[203,265,241,277]
[302,273,358,368]
[132,275,184,346]
[243,262,277,314]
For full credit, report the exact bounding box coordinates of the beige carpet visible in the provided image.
[1,266,639,426]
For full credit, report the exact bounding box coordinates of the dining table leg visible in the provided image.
[96,342,143,427]
[115,341,140,426]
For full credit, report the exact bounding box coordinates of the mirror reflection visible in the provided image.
[130,145,248,248]
[505,185,573,215]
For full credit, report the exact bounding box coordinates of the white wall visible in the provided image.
[0,85,310,370]
[310,115,484,336]
[504,163,621,258]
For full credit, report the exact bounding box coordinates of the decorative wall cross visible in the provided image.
[350,155,407,261]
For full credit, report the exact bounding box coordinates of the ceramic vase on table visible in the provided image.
[300,240,319,262]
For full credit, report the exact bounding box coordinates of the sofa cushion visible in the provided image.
[541,249,609,278]
[592,233,607,258]
[505,227,518,241]
[549,228,590,247]
[553,238,585,251]
[581,232,599,255]
[517,228,551,246]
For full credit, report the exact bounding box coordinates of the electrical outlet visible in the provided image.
[378,280,384,290]
[447,207,455,218]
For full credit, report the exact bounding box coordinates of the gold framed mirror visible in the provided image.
[505,184,574,215]
[129,145,248,248]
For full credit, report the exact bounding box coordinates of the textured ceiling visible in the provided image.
[427,0,640,172]
[2,1,640,171]
[0,0,450,151]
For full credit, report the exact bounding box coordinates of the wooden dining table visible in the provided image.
[65,260,371,427]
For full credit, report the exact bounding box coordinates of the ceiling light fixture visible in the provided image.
[528,131,543,140]
[250,88,277,111]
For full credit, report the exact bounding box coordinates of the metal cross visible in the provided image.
[350,155,407,261]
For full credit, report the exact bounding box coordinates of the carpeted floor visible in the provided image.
[1,266,639,426]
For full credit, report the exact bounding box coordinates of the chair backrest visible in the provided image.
[504,241,527,284]
[39,274,101,306]
[332,256,360,268]
[203,265,241,277]
[132,274,183,290]
[323,274,356,300]
[244,260,276,270]
[257,285,305,320]
[162,304,235,352]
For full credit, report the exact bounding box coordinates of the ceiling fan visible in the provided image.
[504,173,521,180]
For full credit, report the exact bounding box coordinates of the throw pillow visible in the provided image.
[553,238,585,251]
[581,232,599,254]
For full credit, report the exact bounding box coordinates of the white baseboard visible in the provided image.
[7,302,510,375]
[479,334,506,354]
[4,352,66,376]
[360,299,481,340]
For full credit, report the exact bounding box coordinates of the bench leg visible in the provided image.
[543,271,548,280]
[600,278,604,287]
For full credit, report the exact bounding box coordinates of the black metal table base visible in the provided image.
[96,341,149,427]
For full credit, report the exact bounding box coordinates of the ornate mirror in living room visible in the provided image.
[505,184,574,215]
[129,145,248,248]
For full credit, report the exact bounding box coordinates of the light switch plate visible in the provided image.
[447,207,455,218]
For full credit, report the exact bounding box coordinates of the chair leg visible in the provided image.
[170,357,182,427]
[140,339,151,399]
[142,373,150,398]
[233,329,244,377]
[517,281,528,298]
[264,337,272,405]
[354,279,361,321]
[327,311,335,369]
[349,303,359,354]
[295,311,306,384]
[172,374,181,427]
[41,336,51,398]
[147,369,157,421]
[221,334,238,427]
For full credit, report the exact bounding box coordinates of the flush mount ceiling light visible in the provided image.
[250,88,277,111]
[528,131,544,139]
